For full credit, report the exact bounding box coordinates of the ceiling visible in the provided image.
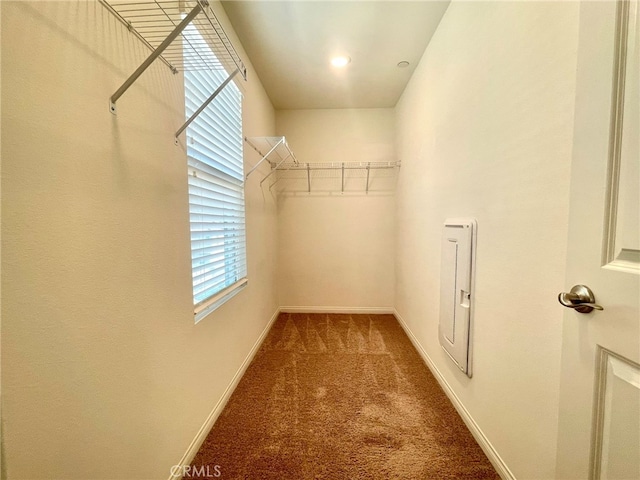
[221,1,450,110]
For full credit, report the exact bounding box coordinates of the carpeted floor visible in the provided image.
[188,313,499,479]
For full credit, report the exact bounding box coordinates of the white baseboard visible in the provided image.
[393,309,515,480]
[280,306,394,314]
[168,307,281,480]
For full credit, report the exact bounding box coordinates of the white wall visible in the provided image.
[1,2,277,478]
[394,2,579,478]
[276,109,395,310]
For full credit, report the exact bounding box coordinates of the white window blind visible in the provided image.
[184,29,246,319]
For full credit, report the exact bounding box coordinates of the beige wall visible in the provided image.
[1,1,277,478]
[0,2,3,478]
[1,1,589,478]
[394,2,579,478]
[275,109,395,310]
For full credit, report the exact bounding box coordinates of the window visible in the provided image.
[184,30,246,321]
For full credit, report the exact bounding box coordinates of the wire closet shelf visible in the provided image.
[102,0,246,116]
[245,136,299,180]
[270,161,400,194]
[244,137,399,194]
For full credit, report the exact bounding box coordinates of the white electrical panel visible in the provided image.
[439,218,477,377]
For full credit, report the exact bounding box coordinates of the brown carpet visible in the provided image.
[188,313,499,479]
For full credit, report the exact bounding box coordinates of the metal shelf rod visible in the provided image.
[245,137,285,179]
[244,137,268,160]
[274,164,398,171]
[260,153,292,186]
[366,163,371,194]
[175,68,239,139]
[109,1,204,114]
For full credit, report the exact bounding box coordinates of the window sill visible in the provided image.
[194,278,248,324]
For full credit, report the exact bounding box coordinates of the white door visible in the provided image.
[556,0,640,479]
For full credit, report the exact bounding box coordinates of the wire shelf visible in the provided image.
[245,136,299,179]
[276,161,399,173]
[102,0,246,77]
[244,136,399,194]
[270,161,400,195]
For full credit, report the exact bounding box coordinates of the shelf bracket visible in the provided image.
[246,137,285,179]
[244,137,268,162]
[307,164,311,193]
[366,162,371,194]
[260,153,291,186]
[341,163,345,193]
[175,68,239,140]
[109,1,204,114]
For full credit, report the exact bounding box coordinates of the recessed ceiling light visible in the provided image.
[397,61,410,68]
[331,56,351,68]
